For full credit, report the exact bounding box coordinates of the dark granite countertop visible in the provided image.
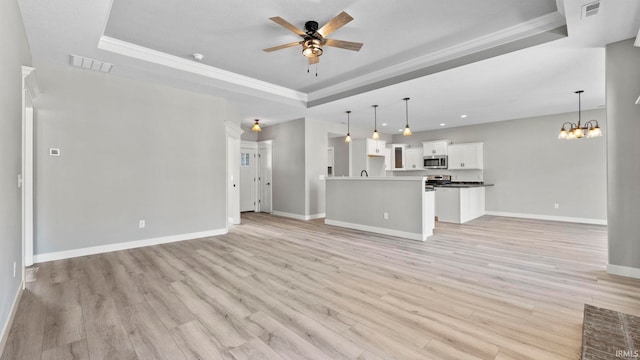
[434,183,494,188]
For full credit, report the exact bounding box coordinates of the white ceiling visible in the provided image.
[17,0,640,133]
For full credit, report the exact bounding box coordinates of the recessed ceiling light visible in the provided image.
[460,114,468,118]
[193,53,204,61]
[398,129,403,132]
[382,123,388,126]
[440,123,446,126]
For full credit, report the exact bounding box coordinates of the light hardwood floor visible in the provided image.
[2,213,640,360]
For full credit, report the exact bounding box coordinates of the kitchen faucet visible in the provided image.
[360,170,368,177]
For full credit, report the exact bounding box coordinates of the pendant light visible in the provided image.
[372,105,380,139]
[558,90,602,140]
[345,111,352,143]
[251,119,262,132]
[403,97,412,136]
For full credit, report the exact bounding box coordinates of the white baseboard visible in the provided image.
[33,228,227,263]
[272,211,326,221]
[607,264,640,279]
[0,281,24,356]
[485,211,607,225]
[306,213,326,220]
[324,219,428,241]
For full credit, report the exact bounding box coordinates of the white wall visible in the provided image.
[392,109,607,222]
[606,38,640,273]
[33,62,232,255]
[328,137,349,176]
[0,0,31,348]
[257,119,307,217]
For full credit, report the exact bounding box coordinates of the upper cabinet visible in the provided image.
[405,148,423,170]
[423,140,450,156]
[391,144,407,170]
[366,138,386,157]
[448,142,483,170]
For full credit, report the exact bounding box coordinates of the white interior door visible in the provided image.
[258,140,273,213]
[240,146,257,212]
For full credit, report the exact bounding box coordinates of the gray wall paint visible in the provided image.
[392,109,607,220]
[328,137,349,176]
[606,38,640,270]
[326,179,424,234]
[258,119,306,216]
[34,62,229,254]
[305,118,393,217]
[0,0,31,342]
[241,126,258,141]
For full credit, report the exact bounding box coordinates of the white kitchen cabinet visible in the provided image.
[391,144,408,170]
[405,148,423,170]
[422,140,450,156]
[366,138,386,157]
[435,186,485,224]
[448,142,483,170]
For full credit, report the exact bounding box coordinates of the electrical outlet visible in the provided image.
[554,203,560,209]
[139,220,146,228]
[13,261,16,278]
[383,212,389,220]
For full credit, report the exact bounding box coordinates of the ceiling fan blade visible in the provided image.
[308,56,319,65]
[269,16,306,37]
[263,41,302,52]
[317,11,353,38]
[324,39,363,51]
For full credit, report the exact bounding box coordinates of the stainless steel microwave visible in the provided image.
[424,155,448,169]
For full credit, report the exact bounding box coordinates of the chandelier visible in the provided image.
[558,90,602,140]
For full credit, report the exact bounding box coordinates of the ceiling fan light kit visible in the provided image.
[263,11,363,72]
[558,90,602,140]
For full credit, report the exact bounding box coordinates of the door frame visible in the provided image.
[240,141,258,212]
[225,122,243,227]
[258,140,273,213]
[22,66,38,275]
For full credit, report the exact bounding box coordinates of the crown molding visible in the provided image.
[307,11,567,105]
[98,36,307,103]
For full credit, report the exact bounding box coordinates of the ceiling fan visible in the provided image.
[263,11,363,66]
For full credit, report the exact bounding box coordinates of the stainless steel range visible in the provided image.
[425,174,452,185]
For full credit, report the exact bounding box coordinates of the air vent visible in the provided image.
[69,54,113,73]
[581,1,600,19]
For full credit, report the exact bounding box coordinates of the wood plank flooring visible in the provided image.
[2,214,640,360]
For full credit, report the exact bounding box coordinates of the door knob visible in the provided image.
[266,182,271,185]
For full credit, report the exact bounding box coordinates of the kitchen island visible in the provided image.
[325,176,435,241]
[434,183,493,224]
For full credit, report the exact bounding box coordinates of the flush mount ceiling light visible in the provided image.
[192,53,204,61]
[402,97,412,136]
[345,110,352,143]
[558,90,602,140]
[372,105,380,139]
[251,119,262,132]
